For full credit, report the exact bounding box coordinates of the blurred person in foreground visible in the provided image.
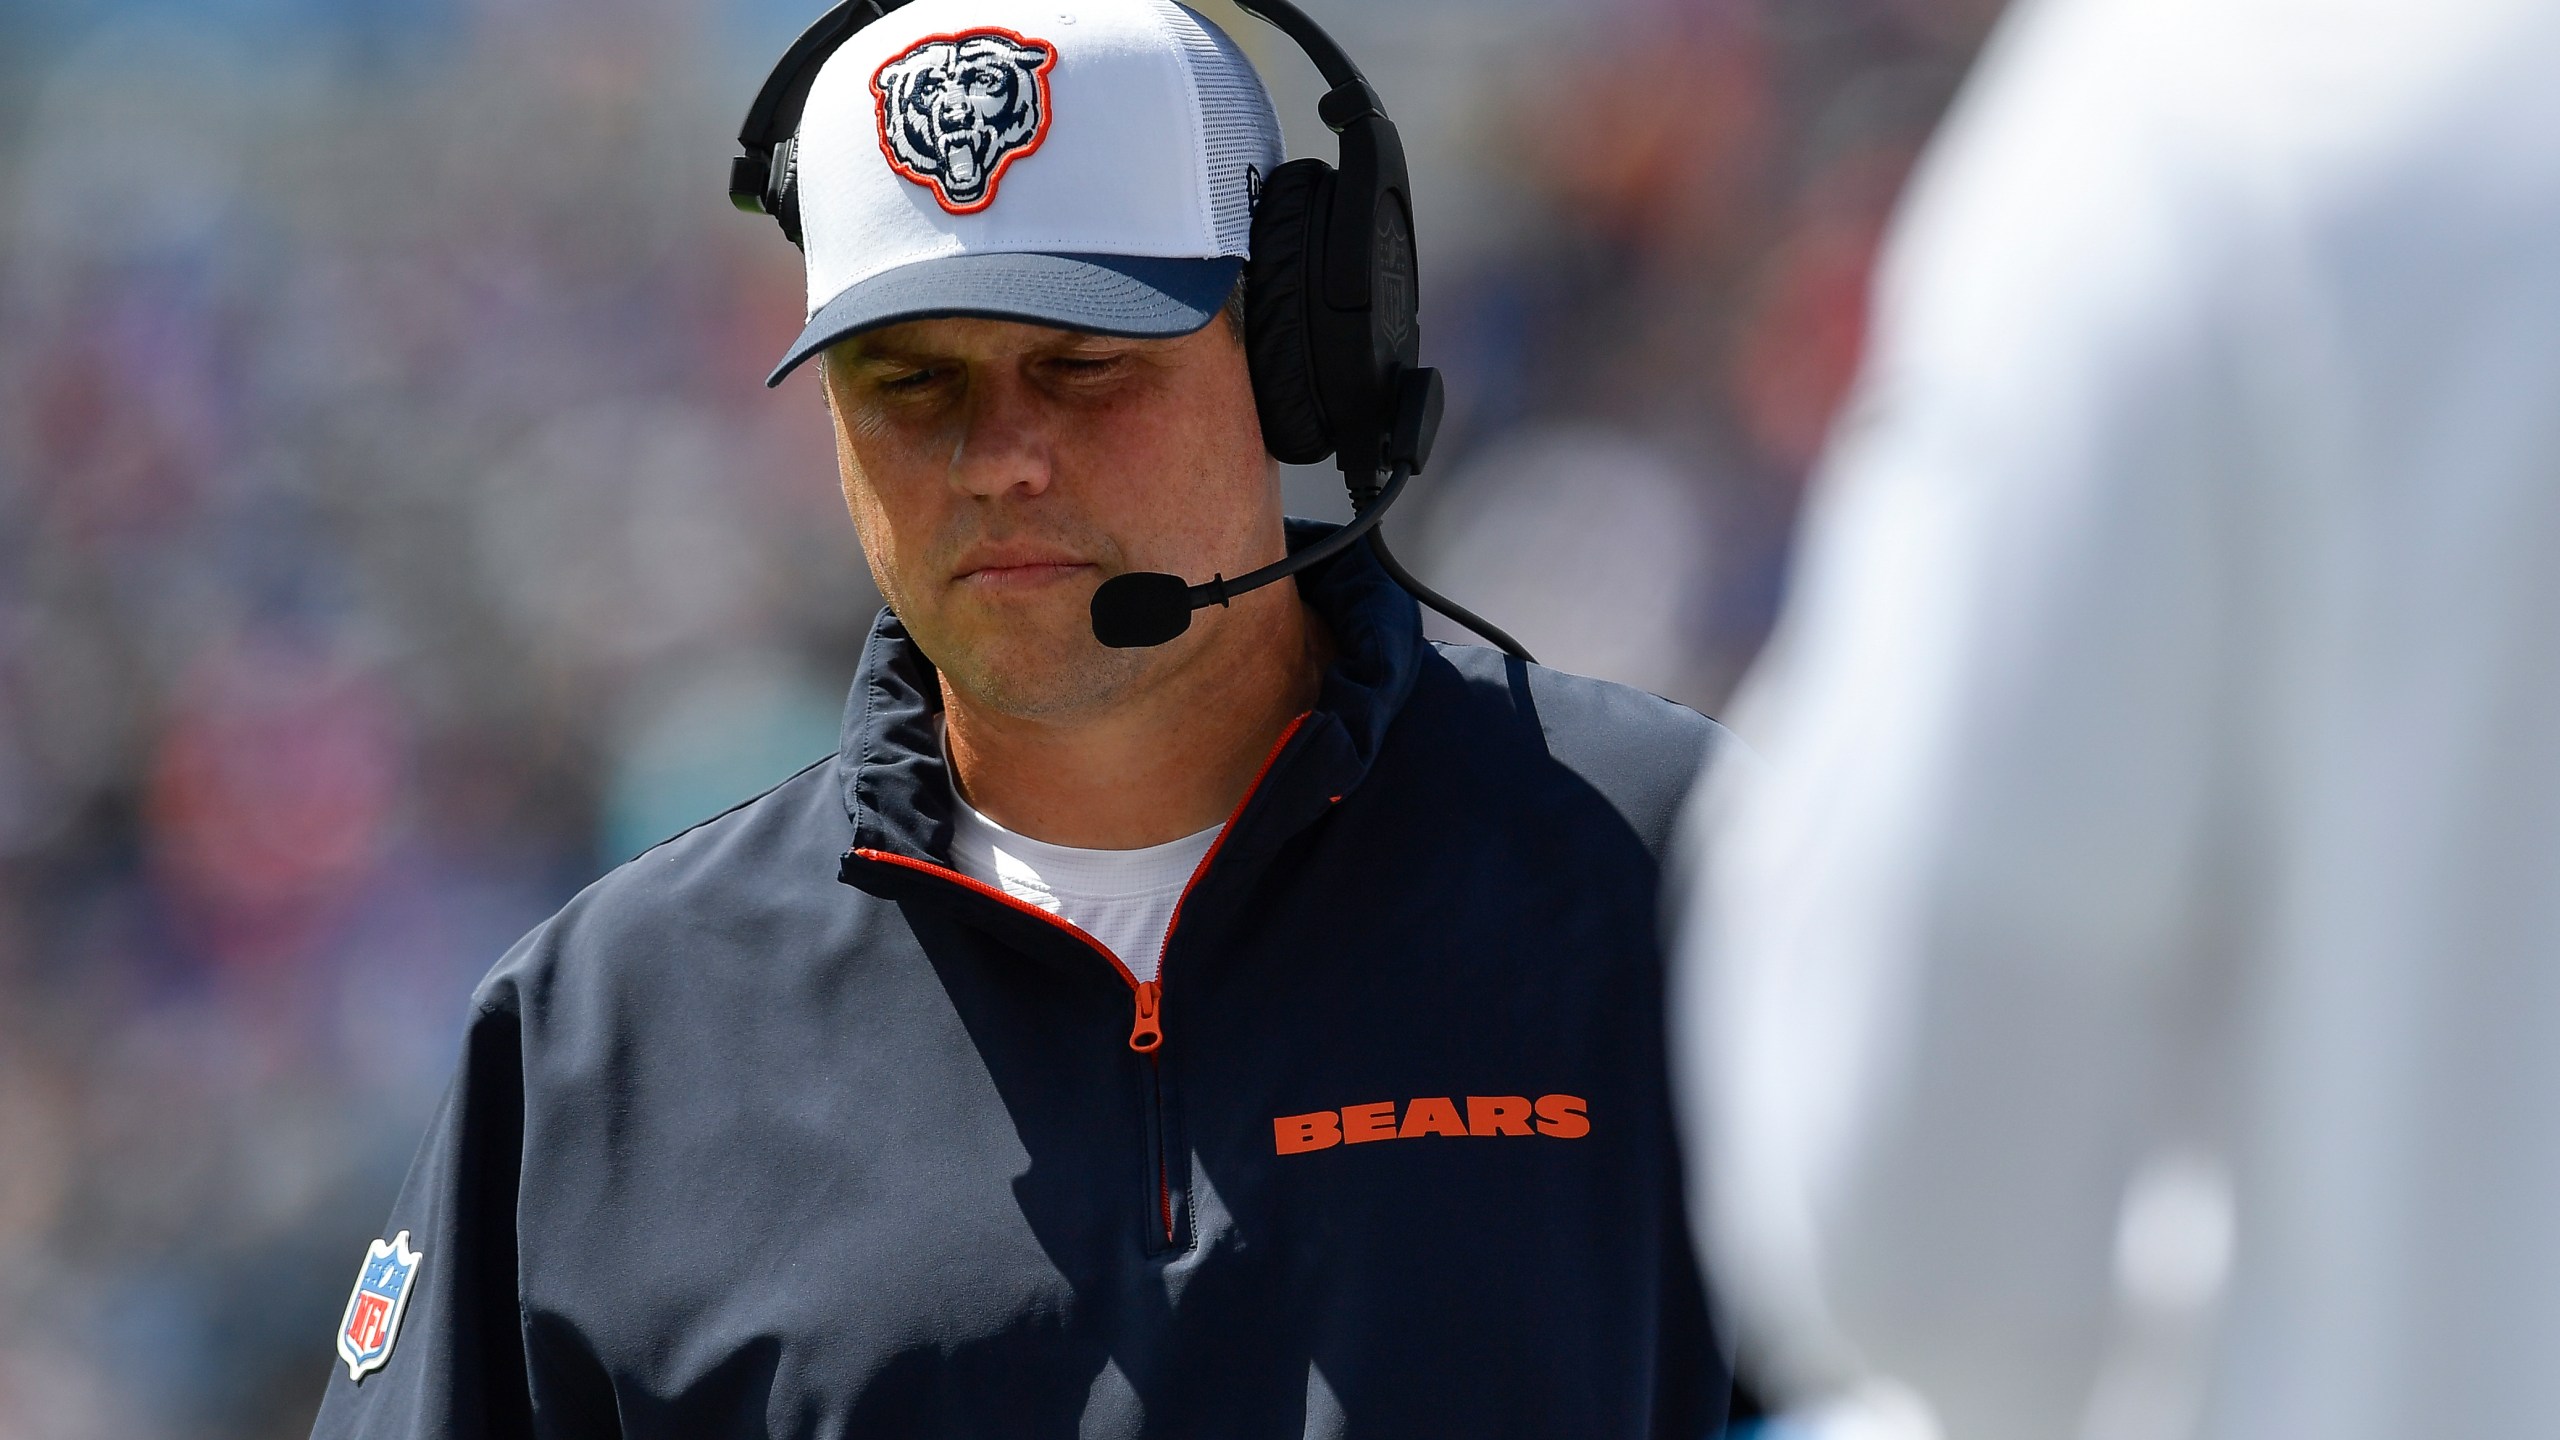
[308,0,1739,1434]
[1674,0,2560,1436]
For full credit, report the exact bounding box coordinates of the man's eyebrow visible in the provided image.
[834,342,949,369]
[835,328,1145,370]
[1039,332,1176,357]
[834,348,973,377]
[1025,330,1125,353]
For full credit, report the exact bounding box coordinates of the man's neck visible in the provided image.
[941,590,1330,850]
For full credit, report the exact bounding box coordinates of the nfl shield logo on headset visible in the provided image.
[336,1230,423,1381]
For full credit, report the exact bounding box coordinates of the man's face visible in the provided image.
[820,313,1280,719]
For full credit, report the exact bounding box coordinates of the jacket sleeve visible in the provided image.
[309,985,539,1440]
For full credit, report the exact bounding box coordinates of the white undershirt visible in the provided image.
[943,755,1220,984]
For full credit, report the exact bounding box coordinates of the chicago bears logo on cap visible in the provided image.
[871,28,1057,215]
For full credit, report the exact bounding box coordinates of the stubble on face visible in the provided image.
[851,482,1154,719]
[821,317,1277,725]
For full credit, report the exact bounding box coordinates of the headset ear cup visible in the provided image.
[1244,159,1336,465]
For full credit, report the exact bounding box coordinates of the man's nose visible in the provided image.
[947,373,1054,499]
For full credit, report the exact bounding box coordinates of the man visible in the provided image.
[311,0,1735,1434]
[1675,0,2560,1437]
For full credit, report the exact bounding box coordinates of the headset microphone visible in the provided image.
[1094,368,1435,648]
[1090,462,1408,648]
[1086,362,1529,658]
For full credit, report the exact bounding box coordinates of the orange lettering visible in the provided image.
[1340,1101,1400,1144]
[1534,1094,1590,1138]
[1284,1095,1587,1148]
[1274,1111,1342,1154]
[1467,1095,1534,1137]
[1399,1096,1468,1139]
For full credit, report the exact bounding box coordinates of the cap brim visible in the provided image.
[766,252,1243,387]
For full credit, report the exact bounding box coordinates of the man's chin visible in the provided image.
[938,589,1097,660]
[927,617,1155,722]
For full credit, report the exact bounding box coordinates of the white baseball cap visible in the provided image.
[766,0,1285,386]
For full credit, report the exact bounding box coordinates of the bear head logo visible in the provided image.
[871,29,1058,215]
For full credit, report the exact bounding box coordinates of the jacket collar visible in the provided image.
[837,520,1424,868]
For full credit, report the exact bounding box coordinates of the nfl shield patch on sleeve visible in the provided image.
[336,1230,423,1381]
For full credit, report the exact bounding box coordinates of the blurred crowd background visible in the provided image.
[0,0,1994,1433]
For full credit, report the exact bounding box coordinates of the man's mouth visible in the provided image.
[954,545,1094,591]
[960,561,1086,589]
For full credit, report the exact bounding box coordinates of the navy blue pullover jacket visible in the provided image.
[310,530,1737,1438]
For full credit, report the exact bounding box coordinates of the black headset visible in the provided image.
[730,0,1532,660]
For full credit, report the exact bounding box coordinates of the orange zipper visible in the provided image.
[852,711,1312,1246]
[1128,980,1163,1051]
[862,709,1311,1057]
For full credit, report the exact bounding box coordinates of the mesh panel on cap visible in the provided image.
[1157,1,1284,255]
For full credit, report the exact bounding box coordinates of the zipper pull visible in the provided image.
[1128,980,1163,1053]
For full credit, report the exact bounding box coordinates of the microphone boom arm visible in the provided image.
[1088,465,1411,649]
[1185,461,1410,613]
[1088,368,1534,662]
